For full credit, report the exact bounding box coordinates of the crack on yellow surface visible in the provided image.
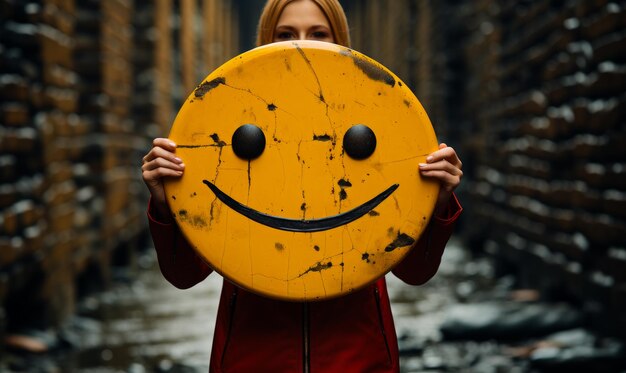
[298,261,333,277]
[251,248,352,283]
[392,194,401,213]
[296,140,305,220]
[247,161,251,196]
[221,81,291,146]
[330,179,338,207]
[338,155,348,213]
[277,146,287,193]
[218,83,293,141]
[177,143,227,148]
[222,82,271,107]
[319,271,327,296]
[295,43,338,160]
[270,103,279,143]
[378,153,431,164]
[208,146,225,227]
[295,44,325,104]
[209,196,218,227]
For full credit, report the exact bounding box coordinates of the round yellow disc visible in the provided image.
[164,40,440,301]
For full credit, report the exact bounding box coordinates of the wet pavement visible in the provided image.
[2,239,625,372]
[2,250,221,373]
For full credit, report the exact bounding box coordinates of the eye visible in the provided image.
[343,124,376,160]
[311,31,329,39]
[232,124,266,160]
[275,32,294,40]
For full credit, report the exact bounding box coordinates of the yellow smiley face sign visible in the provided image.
[164,41,439,301]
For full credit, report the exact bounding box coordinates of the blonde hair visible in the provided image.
[256,0,351,47]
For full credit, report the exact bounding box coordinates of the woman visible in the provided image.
[142,0,463,372]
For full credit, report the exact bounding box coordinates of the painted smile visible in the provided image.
[203,180,398,232]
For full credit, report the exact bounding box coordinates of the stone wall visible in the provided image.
[462,0,626,337]
[344,0,626,337]
[0,0,240,337]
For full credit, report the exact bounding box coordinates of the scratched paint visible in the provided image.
[164,41,440,301]
[313,134,332,141]
[194,77,226,98]
[340,49,396,87]
[177,210,208,228]
[362,252,371,263]
[384,233,416,252]
[210,133,227,146]
[300,261,333,277]
[338,179,352,187]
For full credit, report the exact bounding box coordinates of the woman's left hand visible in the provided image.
[419,143,463,216]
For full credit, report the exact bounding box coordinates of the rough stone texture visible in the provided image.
[457,0,626,339]
[344,0,626,338]
[0,0,240,335]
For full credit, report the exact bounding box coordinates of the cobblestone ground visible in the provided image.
[2,240,535,372]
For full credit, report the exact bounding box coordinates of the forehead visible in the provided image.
[277,0,330,26]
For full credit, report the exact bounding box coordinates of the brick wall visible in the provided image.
[461,0,626,337]
[0,0,240,335]
[344,0,626,337]
[1,0,83,330]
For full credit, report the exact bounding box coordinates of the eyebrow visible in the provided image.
[275,24,331,30]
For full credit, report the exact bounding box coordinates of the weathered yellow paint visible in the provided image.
[164,41,440,301]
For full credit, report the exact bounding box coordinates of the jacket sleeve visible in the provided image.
[391,194,462,285]
[147,198,212,289]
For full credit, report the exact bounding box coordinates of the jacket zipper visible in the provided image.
[374,286,392,364]
[221,288,238,367]
[303,302,310,373]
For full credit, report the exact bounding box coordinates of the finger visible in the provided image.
[419,169,461,191]
[152,146,184,164]
[143,145,183,165]
[153,137,177,151]
[142,157,185,173]
[143,138,179,163]
[419,161,463,182]
[427,147,462,169]
[142,167,184,183]
[419,159,463,176]
[427,146,456,162]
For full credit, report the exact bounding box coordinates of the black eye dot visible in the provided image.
[343,124,376,160]
[232,124,266,160]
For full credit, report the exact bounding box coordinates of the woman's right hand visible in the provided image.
[142,138,185,219]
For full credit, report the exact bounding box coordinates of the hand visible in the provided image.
[419,143,463,216]
[142,138,185,219]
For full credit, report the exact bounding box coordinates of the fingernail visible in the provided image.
[179,163,185,168]
[174,157,183,163]
[426,156,433,162]
[168,141,176,147]
[419,163,427,168]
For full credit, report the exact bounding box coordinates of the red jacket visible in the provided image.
[148,195,462,373]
